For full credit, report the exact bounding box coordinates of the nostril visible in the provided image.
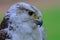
[35,20,43,26]
[37,17,40,19]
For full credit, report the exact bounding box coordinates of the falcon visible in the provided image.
[0,2,46,40]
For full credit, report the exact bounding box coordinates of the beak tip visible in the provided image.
[35,20,43,26]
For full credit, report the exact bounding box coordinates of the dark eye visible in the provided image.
[25,9,35,16]
[28,11,34,16]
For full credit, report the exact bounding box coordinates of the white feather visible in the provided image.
[4,2,46,40]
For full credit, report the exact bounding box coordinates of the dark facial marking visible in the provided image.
[0,15,10,30]
[0,29,7,40]
[9,26,13,30]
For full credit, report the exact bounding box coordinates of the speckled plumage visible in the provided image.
[0,2,46,40]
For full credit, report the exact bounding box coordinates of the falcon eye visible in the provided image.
[26,10,36,16]
[28,11,34,16]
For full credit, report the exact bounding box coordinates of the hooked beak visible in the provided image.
[35,18,43,27]
[34,19,43,26]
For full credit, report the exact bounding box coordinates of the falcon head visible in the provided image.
[0,2,43,40]
[0,2,43,30]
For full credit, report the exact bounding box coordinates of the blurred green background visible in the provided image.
[0,0,60,40]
